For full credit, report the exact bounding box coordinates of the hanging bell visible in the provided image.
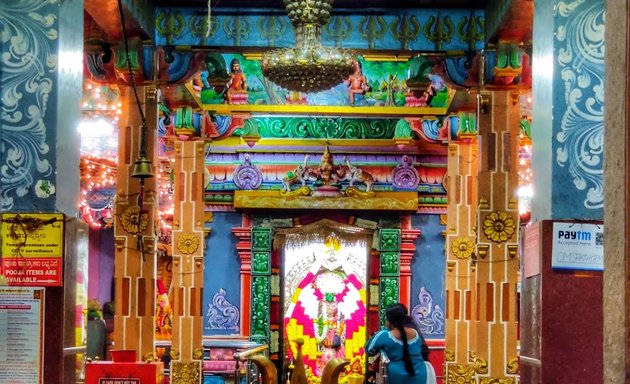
[131,154,154,179]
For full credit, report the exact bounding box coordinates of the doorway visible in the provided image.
[276,218,372,380]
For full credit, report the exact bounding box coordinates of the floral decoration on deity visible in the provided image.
[176,233,200,255]
[284,233,367,379]
[451,237,475,259]
[119,206,149,234]
[482,211,517,243]
[345,355,366,381]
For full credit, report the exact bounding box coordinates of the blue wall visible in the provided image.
[203,212,243,336]
[551,0,604,218]
[533,0,605,220]
[0,0,82,213]
[410,214,445,339]
[155,8,485,52]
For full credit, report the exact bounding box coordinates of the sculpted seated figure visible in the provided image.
[345,60,370,105]
[225,58,249,104]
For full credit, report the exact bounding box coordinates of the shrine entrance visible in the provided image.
[275,218,372,381]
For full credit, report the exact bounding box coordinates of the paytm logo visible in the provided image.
[557,230,591,241]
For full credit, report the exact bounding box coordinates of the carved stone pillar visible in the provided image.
[114,86,158,358]
[473,90,520,383]
[170,140,206,383]
[444,134,478,381]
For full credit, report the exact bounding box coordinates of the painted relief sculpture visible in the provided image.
[345,60,371,105]
[193,54,451,109]
[281,147,375,196]
[225,58,249,104]
[284,234,367,380]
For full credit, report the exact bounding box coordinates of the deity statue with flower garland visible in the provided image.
[284,233,367,379]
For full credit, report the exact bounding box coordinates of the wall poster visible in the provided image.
[0,287,45,383]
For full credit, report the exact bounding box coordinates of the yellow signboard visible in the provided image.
[1,213,64,287]
[2,213,64,258]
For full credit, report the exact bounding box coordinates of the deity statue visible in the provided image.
[345,60,370,105]
[316,146,342,186]
[225,58,249,104]
[284,234,367,378]
[281,148,376,196]
[155,279,172,338]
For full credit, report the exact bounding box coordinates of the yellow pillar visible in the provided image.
[114,86,159,358]
[170,139,206,383]
[473,91,520,383]
[444,135,478,382]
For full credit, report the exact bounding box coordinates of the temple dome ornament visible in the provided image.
[261,0,354,93]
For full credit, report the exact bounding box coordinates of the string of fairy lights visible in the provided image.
[79,80,534,231]
[518,93,533,222]
[79,79,174,234]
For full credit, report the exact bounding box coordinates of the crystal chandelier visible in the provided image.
[261,0,354,93]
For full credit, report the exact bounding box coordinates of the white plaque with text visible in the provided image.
[551,222,604,271]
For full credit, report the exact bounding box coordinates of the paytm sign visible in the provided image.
[552,222,604,271]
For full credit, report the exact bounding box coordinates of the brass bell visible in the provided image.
[131,154,154,179]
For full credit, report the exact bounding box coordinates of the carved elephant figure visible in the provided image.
[345,158,375,192]
[282,155,312,192]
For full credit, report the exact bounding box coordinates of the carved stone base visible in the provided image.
[170,360,202,384]
[479,377,517,384]
[446,363,475,384]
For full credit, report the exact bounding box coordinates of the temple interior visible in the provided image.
[0,0,622,383]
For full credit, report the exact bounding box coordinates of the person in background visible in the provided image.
[366,303,427,384]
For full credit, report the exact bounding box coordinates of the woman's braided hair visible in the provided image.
[386,303,415,376]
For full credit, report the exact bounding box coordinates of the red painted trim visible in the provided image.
[400,275,410,309]
[232,224,252,336]
[241,274,251,335]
